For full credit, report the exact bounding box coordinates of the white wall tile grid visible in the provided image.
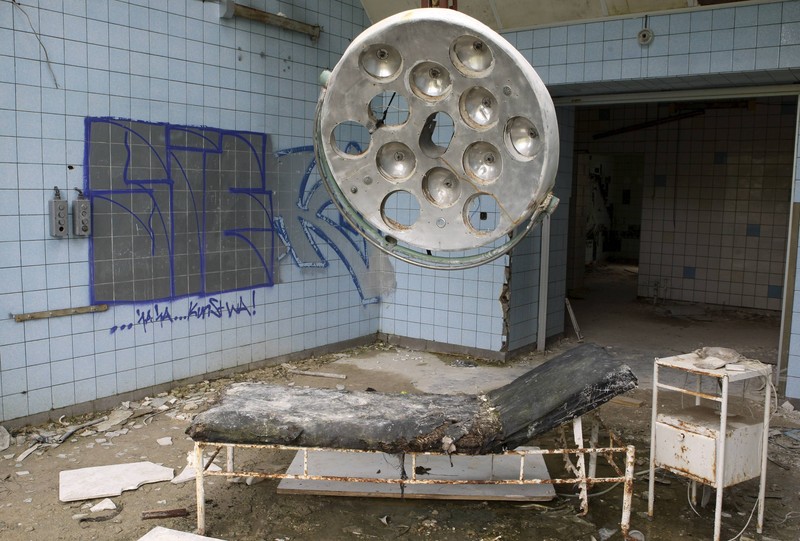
[0,0,377,421]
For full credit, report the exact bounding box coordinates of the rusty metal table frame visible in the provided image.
[193,416,636,537]
[647,354,772,541]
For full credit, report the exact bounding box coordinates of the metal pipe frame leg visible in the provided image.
[573,416,589,515]
[621,445,635,539]
[647,360,659,519]
[712,376,730,541]
[195,442,206,535]
[757,373,772,534]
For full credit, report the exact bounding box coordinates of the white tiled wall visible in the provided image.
[0,0,378,422]
[380,254,508,352]
[504,1,800,86]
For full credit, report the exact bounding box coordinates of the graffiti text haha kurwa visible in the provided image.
[110,291,257,334]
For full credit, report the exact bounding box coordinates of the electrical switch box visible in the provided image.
[72,197,91,236]
[49,197,68,238]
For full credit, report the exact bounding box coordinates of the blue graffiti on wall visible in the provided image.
[85,118,386,333]
[273,145,380,305]
[86,118,274,304]
[110,291,257,334]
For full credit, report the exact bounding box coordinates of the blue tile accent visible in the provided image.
[683,266,696,279]
[768,285,783,299]
[786,375,800,400]
[714,151,728,164]
[654,175,667,187]
[746,223,761,237]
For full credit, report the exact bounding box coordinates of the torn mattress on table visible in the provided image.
[186,343,637,455]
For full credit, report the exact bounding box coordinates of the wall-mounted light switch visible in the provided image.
[72,189,91,237]
[49,186,68,238]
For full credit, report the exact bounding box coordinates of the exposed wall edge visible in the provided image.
[378,333,508,362]
[1,334,377,429]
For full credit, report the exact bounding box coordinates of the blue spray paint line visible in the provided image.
[110,290,258,334]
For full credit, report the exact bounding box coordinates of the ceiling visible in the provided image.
[359,0,755,32]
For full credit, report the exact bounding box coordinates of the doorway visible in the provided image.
[565,96,796,366]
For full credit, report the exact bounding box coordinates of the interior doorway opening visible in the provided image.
[564,96,796,369]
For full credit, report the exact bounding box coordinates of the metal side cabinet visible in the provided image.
[647,353,772,541]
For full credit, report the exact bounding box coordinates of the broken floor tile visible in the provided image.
[0,425,10,451]
[171,462,221,484]
[138,526,226,540]
[59,461,174,502]
[90,498,117,512]
[95,410,134,432]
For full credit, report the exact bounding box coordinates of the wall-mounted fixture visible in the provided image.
[72,188,91,237]
[49,186,68,238]
[637,27,654,46]
[219,0,321,41]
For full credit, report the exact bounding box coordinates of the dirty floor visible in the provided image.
[1,264,799,541]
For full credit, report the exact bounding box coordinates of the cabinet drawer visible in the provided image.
[654,414,763,487]
[654,421,716,484]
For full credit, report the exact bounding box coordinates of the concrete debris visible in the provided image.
[0,425,10,451]
[90,498,117,512]
[598,527,617,541]
[450,359,477,367]
[59,461,174,502]
[172,451,221,484]
[780,400,795,413]
[95,410,134,432]
[16,470,30,476]
[245,476,265,486]
[157,437,173,446]
[172,462,221,484]
[147,397,172,409]
[137,526,226,540]
[16,443,42,462]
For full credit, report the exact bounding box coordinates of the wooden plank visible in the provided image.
[610,396,645,408]
[287,369,347,380]
[276,448,556,501]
